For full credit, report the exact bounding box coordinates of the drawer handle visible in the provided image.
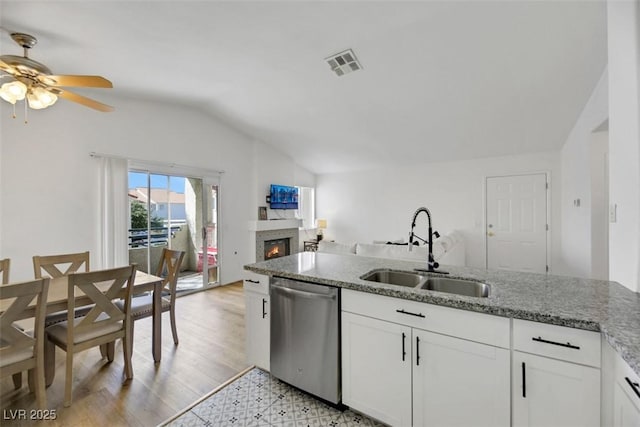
[402,332,407,362]
[532,336,580,350]
[522,362,526,398]
[396,309,425,318]
[246,279,260,284]
[625,377,640,399]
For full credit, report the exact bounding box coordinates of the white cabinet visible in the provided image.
[413,329,510,427]
[341,289,510,427]
[512,319,601,427]
[243,273,269,370]
[614,375,640,427]
[611,343,640,427]
[342,312,412,426]
[512,351,600,427]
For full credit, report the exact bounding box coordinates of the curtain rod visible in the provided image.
[89,151,225,175]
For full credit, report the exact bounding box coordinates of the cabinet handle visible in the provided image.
[532,336,580,350]
[396,309,425,318]
[262,298,267,319]
[416,336,421,366]
[522,362,526,398]
[246,279,260,284]
[402,332,407,361]
[625,377,640,399]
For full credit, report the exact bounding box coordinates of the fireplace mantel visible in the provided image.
[248,219,302,232]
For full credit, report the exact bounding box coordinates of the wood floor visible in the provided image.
[1,282,249,426]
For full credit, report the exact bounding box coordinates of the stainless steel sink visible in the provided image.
[360,269,490,298]
[419,277,490,297]
[360,270,425,288]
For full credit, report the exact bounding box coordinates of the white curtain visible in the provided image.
[99,157,129,268]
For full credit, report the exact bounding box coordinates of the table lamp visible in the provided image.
[316,219,327,241]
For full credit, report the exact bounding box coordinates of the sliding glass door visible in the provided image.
[127,170,219,292]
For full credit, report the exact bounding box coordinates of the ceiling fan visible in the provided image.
[0,32,113,113]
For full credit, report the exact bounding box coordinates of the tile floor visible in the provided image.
[166,368,387,427]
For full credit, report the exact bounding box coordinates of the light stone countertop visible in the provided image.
[245,251,640,376]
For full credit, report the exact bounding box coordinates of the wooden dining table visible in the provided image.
[0,271,165,363]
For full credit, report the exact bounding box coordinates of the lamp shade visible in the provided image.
[27,87,57,109]
[0,80,28,104]
[316,219,327,229]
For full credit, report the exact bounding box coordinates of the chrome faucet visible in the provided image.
[409,207,448,274]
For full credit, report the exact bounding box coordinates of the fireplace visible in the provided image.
[251,220,300,262]
[264,238,290,260]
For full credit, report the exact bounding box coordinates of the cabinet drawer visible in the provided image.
[513,319,601,368]
[243,272,269,294]
[342,289,510,348]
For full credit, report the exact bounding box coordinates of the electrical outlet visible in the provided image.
[609,203,617,223]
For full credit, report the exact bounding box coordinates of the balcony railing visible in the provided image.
[128,226,182,248]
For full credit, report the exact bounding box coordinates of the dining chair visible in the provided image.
[0,278,50,410]
[117,248,185,346]
[45,264,136,407]
[0,258,10,284]
[0,258,28,389]
[32,251,91,326]
[33,251,90,279]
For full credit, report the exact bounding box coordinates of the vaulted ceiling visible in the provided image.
[0,1,607,174]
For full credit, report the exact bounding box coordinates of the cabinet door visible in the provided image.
[614,378,640,427]
[342,312,412,427]
[513,351,600,427]
[244,291,270,370]
[413,329,510,427]
[613,367,640,427]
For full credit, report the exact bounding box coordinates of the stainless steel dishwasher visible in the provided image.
[270,277,341,404]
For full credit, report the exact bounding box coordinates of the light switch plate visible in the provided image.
[609,203,617,223]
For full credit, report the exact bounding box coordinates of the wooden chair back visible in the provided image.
[66,265,137,343]
[0,258,10,284]
[0,278,49,409]
[33,251,90,279]
[155,249,185,298]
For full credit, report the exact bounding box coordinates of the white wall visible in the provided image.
[590,130,609,280]
[0,94,309,284]
[316,151,561,271]
[607,0,640,292]
[559,70,609,279]
[251,141,315,221]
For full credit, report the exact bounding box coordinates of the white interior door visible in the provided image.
[486,173,548,273]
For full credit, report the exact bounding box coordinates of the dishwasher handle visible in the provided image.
[272,285,337,300]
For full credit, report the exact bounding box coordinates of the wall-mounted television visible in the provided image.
[269,184,299,209]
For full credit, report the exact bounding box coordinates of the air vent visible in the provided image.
[325,49,362,77]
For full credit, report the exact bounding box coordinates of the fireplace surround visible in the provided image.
[250,219,301,262]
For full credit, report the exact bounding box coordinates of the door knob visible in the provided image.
[487,231,495,237]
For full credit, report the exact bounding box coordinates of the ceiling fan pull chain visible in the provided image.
[24,99,28,124]
[12,103,16,119]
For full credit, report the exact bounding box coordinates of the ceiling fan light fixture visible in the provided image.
[0,31,113,116]
[0,80,27,104]
[26,87,57,109]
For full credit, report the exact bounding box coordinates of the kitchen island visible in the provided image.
[245,251,640,426]
[245,251,640,376]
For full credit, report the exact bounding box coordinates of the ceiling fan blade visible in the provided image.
[56,89,114,112]
[0,58,17,75]
[39,74,113,88]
